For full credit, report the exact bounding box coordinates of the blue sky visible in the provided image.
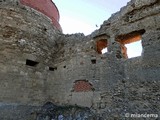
[53,0,130,35]
[53,0,142,58]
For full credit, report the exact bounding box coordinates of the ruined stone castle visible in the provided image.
[0,0,160,119]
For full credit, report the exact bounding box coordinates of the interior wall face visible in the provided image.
[0,0,160,119]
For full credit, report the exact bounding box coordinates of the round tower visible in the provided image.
[0,0,62,108]
[20,0,62,31]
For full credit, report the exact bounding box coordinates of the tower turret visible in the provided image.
[20,0,62,31]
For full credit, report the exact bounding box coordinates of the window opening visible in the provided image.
[49,67,57,71]
[96,39,108,54]
[26,59,39,67]
[116,29,145,58]
[91,59,96,64]
[125,40,142,58]
[101,47,108,54]
[93,34,108,54]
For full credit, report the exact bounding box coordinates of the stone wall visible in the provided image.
[0,0,160,119]
[0,0,61,105]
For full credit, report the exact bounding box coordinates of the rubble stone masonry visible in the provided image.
[0,0,160,119]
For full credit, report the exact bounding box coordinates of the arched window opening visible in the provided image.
[96,39,108,54]
[93,34,108,54]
